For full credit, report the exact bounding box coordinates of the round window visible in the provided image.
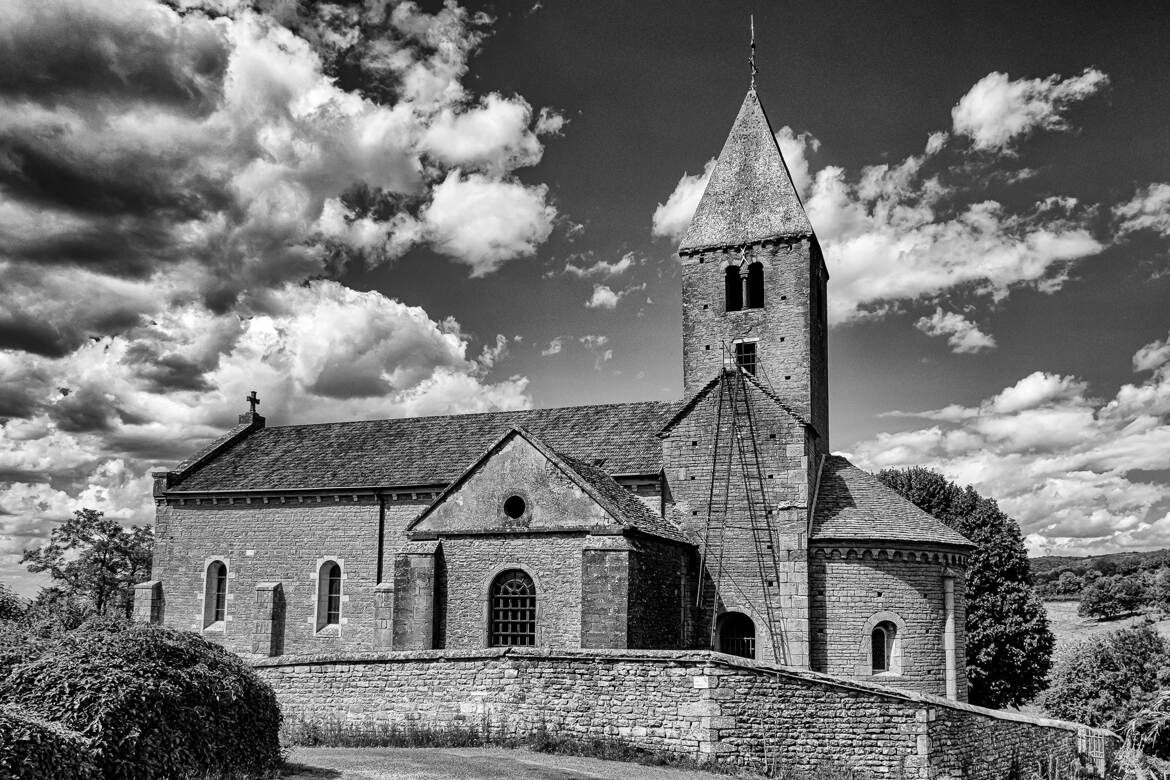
[503,495,526,519]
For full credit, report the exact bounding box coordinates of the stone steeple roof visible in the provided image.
[678,88,813,253]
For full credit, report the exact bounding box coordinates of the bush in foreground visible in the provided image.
[1043,621,1170,739]
[0,704,96,779]
[0,619,282,779]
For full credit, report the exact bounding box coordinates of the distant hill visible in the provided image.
[1031,548,1170,599]
[1032,548,1170,578]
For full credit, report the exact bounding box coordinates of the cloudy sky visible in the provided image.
[1,0,1169,593]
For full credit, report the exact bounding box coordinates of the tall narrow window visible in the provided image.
[725,266,743,312]
[871,621,897,673]
[734,341,757,376]
[718,612,756,658]
[203,560,227,628]
[490,569,536,646]
[746,262,764,308]
[317,560,342,631]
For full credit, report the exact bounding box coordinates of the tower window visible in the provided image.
[746,262,764,308]
[734,341,757,376]
[724,266,743,312]
[490,569,537,646]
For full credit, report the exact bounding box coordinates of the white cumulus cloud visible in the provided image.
[1115,183,1170,238]
[852,336,1170,556]
[421,172,556,276]
[951,68,1110,152]
[915,309,997,353]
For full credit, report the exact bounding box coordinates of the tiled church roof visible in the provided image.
[558,454,690,543]
[811,456,973,549]
[678,88,814,253]
[172,401,680,492]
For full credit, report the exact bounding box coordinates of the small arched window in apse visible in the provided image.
[725,265,743,312]
[871,621,897,674]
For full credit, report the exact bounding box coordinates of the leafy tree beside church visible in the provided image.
[877,467,1054,709]
[20,508,153,618]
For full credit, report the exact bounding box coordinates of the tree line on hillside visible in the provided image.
[1037,562,1170,620]
[1033,548,1170,601]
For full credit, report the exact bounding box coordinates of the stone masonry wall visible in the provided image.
[809,547,969,699]
[255,649,1109,779]
[628,537,691,649]
[662,378,811,666]
[680,238,828,446]
[151,497,426,655]
[437,534,587,649]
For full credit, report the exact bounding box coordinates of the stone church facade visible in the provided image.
[140,87,974,703]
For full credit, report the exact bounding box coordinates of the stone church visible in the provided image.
[139,87,974,702]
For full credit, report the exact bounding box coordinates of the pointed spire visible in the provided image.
[678,89,814,254]
[749,15,757,89]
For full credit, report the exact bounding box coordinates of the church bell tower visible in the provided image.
[678,88,829,450]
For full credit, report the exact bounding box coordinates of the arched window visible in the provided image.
[718,612,756,658]
[489,569,536,646]
[203,560,227,628]
[316,561,342,631]
[725,266,743,312]
[871,621,897,674]
[745,262,764,309]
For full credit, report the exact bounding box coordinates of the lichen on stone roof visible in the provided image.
[811,456,974,549]
[558,453,690,544]
[172,401,680,492]
[678,88,814,253]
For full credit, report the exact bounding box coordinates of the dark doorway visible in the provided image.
[718,612,756,658]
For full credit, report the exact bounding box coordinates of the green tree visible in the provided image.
[1055,570,1082,596]
[1079,575,1124,619]
[1043,621,1170,734]
[20,509,153,618]
[0,583,24,622]
[1080,575,1147,619]
[1155,568,1170,613]
[876,467,1054,708]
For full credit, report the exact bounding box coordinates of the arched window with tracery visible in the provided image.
[871,621,897,674]
[745,262,764,308]
[725,266,743,312]
[203,560,227,628]
[489,569,537,646]
[718,612,756,659]
[317,560,342,631]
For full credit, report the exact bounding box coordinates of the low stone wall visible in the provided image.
[254,649,1113,779]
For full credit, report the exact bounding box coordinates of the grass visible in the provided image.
[1045,601,1170,651]
[280,717,875,778]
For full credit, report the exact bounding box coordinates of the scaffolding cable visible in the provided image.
[687,336,789,661]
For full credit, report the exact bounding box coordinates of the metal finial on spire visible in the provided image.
[749,15,757,88]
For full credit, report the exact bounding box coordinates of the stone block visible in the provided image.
[133,580,164,625]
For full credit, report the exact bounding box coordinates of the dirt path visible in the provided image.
[282,747,741,780]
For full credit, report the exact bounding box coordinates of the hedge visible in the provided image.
[0,704,96,779]
[0,620,282,779]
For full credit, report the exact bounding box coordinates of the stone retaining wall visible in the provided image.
[254,648,1112,778]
